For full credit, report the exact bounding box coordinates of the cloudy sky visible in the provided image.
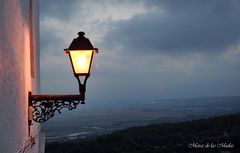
[39,0,240,103]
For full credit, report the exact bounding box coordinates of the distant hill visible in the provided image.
[45,113,240,153]
[44,96,240,142]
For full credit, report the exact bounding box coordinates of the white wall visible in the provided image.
[0,0,44,153]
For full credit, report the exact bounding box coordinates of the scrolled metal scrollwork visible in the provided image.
[28,92,84,123]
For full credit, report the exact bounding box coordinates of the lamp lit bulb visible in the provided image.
[77,57,86,67]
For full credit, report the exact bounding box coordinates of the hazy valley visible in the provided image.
[43,96,240,142]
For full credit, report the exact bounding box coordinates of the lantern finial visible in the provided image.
[78,31,85,36]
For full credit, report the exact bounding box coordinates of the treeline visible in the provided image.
[46,113,240,153]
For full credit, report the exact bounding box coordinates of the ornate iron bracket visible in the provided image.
[28,92,84,123]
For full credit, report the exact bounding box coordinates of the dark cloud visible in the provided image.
[39,0,79,56]
[39,0,79,20]
[39,27,64,55]
[39,0,240,101]
[103,0,240,55]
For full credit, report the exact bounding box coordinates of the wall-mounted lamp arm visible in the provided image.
[28,92,84,123]
[28,31,97,124]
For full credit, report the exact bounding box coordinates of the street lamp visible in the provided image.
[65,31,98,103]
[28,31,98,124]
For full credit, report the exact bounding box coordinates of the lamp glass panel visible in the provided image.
[69,50,93,74]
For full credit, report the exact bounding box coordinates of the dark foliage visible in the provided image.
[46,113,240,153]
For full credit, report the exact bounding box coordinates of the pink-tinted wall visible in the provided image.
[0,0,44,152]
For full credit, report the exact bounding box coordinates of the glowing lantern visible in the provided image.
[65,31,98,76]
[64,31,98,101]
